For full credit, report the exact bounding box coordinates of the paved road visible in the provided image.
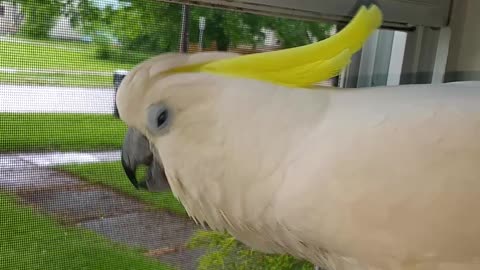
[0,84,116,114]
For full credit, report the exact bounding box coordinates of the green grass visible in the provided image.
[0,72,112,87]
[0,113,127,152]
[0,39,155,87]
[28,38,96,51]
[57,162,187,215]
[0,40,131,71]
[0,192,172,270]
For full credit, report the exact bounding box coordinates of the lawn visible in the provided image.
[0,39,131,71]
[57,161,187,215]
[0,39,154,87]
[0,192,172,270]
[0,113,127,152]
[0,72,113,87]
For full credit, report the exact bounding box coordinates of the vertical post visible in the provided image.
[179,4,190,53]
[113,70,128,118]
[331,24,343,87]
[356,29,379,87]
[400,26,425,84]
[431,27,451,84]
[386,30,407,86]
[400,26,449,85]
[371,29,394,86]
[198,16,206,51]
[341,50,362,88]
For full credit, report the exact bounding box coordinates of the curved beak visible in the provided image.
[121,149,139,189]
[121,128,170,192]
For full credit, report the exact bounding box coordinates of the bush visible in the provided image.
[110,50,153,65]
[20,1,62,39]
[94,34,114,60]
[188,230,315,270]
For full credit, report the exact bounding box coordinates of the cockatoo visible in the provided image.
[117,4,480,270]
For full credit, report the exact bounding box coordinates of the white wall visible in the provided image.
[0,2,22,35]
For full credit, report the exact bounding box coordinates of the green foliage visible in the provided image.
[9,0,103,40]
[264,17,333,48]
[188,230,315,270]
[111,0,182,53]
[17,0,62,39]
[78,0,333,54]
[65,0,103,34]
[9,0,332,53]
[188,7,265,51]
[94,33,114,60]
[188,5,333,50]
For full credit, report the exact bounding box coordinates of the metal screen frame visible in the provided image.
[160,0,453,30]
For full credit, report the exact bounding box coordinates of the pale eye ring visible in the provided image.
[147,104,170,133]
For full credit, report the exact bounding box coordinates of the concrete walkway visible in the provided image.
[0,150,121,169]
[0,153,204,270]
[0,84,115,114]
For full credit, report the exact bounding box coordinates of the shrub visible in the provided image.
[188,230,315,270]
[94,34,114,60]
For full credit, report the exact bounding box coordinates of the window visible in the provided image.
[0,5,5,16]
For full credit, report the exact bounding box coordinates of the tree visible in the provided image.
[9,0,62,39]
[188,7,264,51]
[64,0,103,35]
[188,6,332,51]
[102,0,332,54]
[5,0,101,39]
[111,0,182,53]
[264,17,333,48]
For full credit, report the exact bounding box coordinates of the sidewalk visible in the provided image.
[0,151,204,270]
[0,84,115,114]
[0,150,121,169]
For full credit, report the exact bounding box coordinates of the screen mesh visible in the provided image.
[0,1,333,269]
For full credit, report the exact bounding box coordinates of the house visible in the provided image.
[48,15,83,41]
[0,1,23,35]
[0,1,82,40]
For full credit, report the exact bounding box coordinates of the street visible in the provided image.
[0,84,116,114]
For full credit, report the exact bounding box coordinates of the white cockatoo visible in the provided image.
[117,4,480,270]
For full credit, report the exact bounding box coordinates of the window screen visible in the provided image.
[0,1,333,269]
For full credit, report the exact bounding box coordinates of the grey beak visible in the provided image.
[143,159,170,192]
[121,151,139,189]
[121,128,170,192]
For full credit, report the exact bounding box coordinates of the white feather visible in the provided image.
[116,52,480,270]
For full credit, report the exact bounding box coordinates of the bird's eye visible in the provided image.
[157,110,168,128]
[147,104,170,133]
